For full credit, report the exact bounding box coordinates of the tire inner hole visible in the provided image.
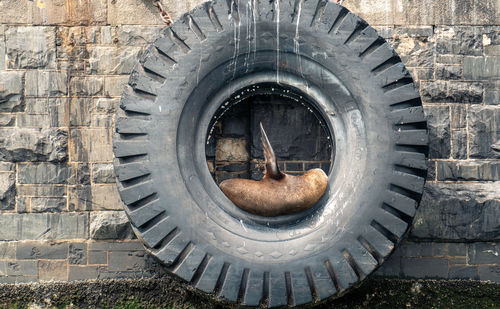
[205,83,334,186]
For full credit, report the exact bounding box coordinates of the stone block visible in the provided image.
[479,266,500,282]
[25,70,67,97]
[39,260,68,281]
[0,26,5,70]
[108,0,168,25]
[91,185,123,210]
[436,55,463,65]
[0,71,24,112]
[108,250,147,272]
[468,106,500,158]
[0,1,30,24]
[464,56,500,80]
[0,261,38,276]
[451,129,467,159]
[103,76,128,97]
[436,65,462,80]
[373,253,400,277]
[433,243,467,257]
[0,242,16,260]
[16,242,68,260]
[16,197,28,213]
[31,197,67,213]
[88,46,141,75]
[77,163,91,185]
[25,98,49,115]
[69,266,99,281]
[0,213,88,240]
[17,185,66,197]
[17,114,50,128]
[426,160,436,181]
[92,98,118,115]
[451,105,467,129]
[117,26,163,45]
[69,77,103,96]
[411,183,500,241]
[420,81,483,103]
[48,98,68,127]
[32,0,107,25]
[436,26,483,56]
[437,161,500,181]
[90,211,134,240]
[88,241,143,251]
[0,115,15,127]
[392,34,434,68]
[401,257,449,279]
[69,98,91,127]
[449,266,479,280]
[424,106,450,159]
[485,81,500,105]
[0,128,68,162]
[68,186,92,211]
[69,128,113,162]
[69,243,87,265]
[0,163,14,172]
[88,251,107,265]
[5,26,56,69]
[0,173,15,211]
[92,164,115,184]
[215,138,249,162]
[468,243,500,264]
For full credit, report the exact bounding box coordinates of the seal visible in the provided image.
[219,123,328,217]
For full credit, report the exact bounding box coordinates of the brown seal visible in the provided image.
[219,123,328,217]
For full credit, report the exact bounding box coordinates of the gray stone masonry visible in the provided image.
[0,0,498,283]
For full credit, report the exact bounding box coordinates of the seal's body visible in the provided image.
[219,123,328,217]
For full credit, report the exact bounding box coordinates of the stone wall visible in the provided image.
[0,0,498,284]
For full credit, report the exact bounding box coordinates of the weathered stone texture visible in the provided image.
[0,173,15,211]
[0,129,68,162]
[0,71,24,113]
[32,0,107,26]
[90,211,134,240]
[5,27,56,69]
[468,106,500,158]
[421,81,483,103]
[17,163,76,185]
[424,106,450,159]
[411,182,500,241]
[69,129,113,162]
[88,46,141,75]
[464,56,500,80]
[25,71,67,97]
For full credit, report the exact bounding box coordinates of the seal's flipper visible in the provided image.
[260,122,284,180]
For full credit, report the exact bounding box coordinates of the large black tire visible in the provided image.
[114,0,428,307]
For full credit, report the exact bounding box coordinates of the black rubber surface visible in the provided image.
[114,0,428,307]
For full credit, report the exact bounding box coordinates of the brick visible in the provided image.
[32,0,107,25]
[0,71,25,112]
[88,251,107,265]
[90,211,134,240]
[468,106,500,158]
[424,106,450,159]
[433,243,467,257]
[69,129,113,162]
[103,76,128,97]
[449,266,479,280]
[479,266,500,281]
[88,46,141,75]
[0,261,38,276]
[0,213,88,241]
[69,266,99,281]
[88,241,143,251]
[0,172,15,211]
[31,197,66,212]
[0,242,16,260]
[91,164,115,184]
[411,183,500,241]
[17,185,66,197]
[91,185,123,210]
[6,26,56,69]
[25,71,67,97]
[69,243,87,265]
[18,163,76,184]
[69,77,103,96]
[401,258,449,279]
[108,250,147,272]
[464,56,500,80]
[421,81,483,103]
[69,98,91,127]
[16,242,68,260]
[468,243,500,264]
[39,260,68,281]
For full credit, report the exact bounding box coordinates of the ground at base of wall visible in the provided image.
[0,277,498,309]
